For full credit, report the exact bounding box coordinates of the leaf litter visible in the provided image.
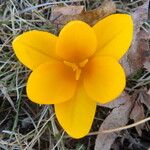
[95,93,133,150]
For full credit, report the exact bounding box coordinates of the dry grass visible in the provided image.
[0,0,149,150]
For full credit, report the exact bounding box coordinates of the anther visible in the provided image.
[64,59,88,80]
[79,59,88,68]
[75,68,81,80]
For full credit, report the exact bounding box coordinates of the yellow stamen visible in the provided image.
[75,68,81,80]
[79,59,88,68]
[64,59,88,80]
[63,61,76,70]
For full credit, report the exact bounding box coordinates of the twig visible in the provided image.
[88,117,150,136]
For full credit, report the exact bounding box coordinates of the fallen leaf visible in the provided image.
[139,30,150,40]
[130,101,145,136]
[95,94,133,150]
[139,90,150,110]
[148,89,150,95]
[51,5,84,16]
[144,60,150,72]
[120,0,149,76]
[50,5,84,22]
[143,37,150,71]
[50,0,116,29]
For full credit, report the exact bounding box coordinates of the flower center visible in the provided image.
[64,59,88,80]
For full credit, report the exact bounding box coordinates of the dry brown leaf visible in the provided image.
[139,90,150,110]
[95,94,133,150]
[100,92,128,109]
[50,0,116,29]
[143,36,150,71]
[120,0,149,76]
[139,30,150,40]
[50,5,84,21]
[130,101,145,136]
[148,89,150,95]
[51,5,84,16]
[144,60,150,72]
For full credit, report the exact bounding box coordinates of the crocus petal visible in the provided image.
[93,14,133,60]
[55,84,96,138]
[56,21,97,62]
[12,30,58,70]
[27,61,77,104]
[83,56,125,104]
